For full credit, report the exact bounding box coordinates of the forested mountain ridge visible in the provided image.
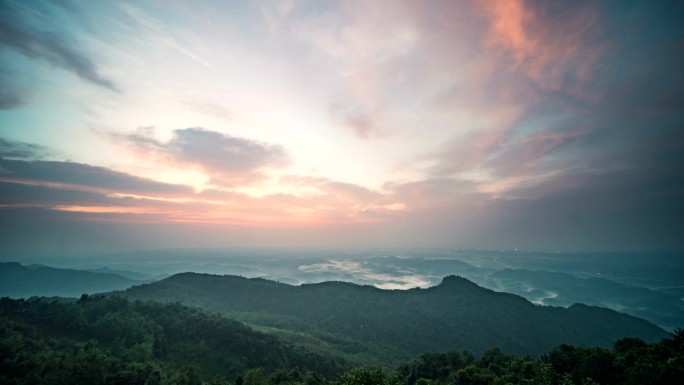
[2,295,683,385]
[0,261,142,298]
[116,274,669,364]
[0,295,347,384]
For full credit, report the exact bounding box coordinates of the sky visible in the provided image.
[1,0,683,254]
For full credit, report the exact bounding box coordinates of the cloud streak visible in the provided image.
[0,156,192,196]
[0,138,393,226]
[0,138,51,160]
[0,3,119,92]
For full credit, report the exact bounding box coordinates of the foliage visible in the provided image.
[118,273,668,364]
[1,296,683,385]
[0,295,347,384]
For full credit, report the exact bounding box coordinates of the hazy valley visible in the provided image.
[5,249,682,331]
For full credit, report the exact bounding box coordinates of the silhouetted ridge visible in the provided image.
[116,273,669,364]
[437,275,482,290]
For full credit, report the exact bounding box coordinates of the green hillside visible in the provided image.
[1,295,682,385]
[0,295,348,384]
[117,274,668,364]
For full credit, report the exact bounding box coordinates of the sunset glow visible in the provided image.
[1,0,683,252]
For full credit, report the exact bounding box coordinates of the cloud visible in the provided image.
[480,0,604,93]
[0,180,112,207]
[0,90,23,110]
[424,122,588,198]
[260,1,423,138]
[426,131,504,177]
[296,258,432,289]
[0,138,394,227]
[490,167,684,252]
[0,4,119,92]
[0,156,192,196]
[118,3,210,68]
[328,102,384,139]
[381,145,684,251]
[0,138,51,160]
[170,128,288,174]
[181,99,232,120]
[0,141,196,224]
[384,178,481,212]
[282,175,383,203]
[0,70,25,110]
[114,127,290,186]
[298,259,364,274]
[278,175,402,221]
[187,175,399,225]
[1,1,682,252]
[412,0,684,207]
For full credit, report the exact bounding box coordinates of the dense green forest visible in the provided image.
[0,296,347,384]
[117,274,667,363]
[1,296,682,385]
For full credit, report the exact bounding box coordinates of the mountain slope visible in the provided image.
[0,262,141,298]
[116,274,669,363]
[0,295,347,382]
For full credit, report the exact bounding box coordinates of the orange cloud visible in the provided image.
[2,168,402,227]
[486,0,535,63]
[54,205,157,214]
[481,0,604,93]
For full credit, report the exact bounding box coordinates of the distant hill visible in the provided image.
[116,273,669,364]
[0,262,142,298]
[85,266,166,281]
[490,268,684,330]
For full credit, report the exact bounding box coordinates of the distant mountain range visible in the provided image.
[8,249,682,331]
[489,268,684,330]
[1,260,672,365]
[0,262,143,298]
[84,266,165,281]
[116,273,669,364]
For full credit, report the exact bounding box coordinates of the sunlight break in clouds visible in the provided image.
[1,0,683,252]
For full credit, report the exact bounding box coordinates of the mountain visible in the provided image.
[2,295,682,385]
[489,268,684,330]
[116,273,669,364]
[85,266,166,281]
[0,295,347,383]
[0,262,142,298]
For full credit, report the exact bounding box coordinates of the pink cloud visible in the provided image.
[480,0,605,94]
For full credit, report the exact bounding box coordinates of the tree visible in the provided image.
[172,365,203,385]
[339,367,398,385]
